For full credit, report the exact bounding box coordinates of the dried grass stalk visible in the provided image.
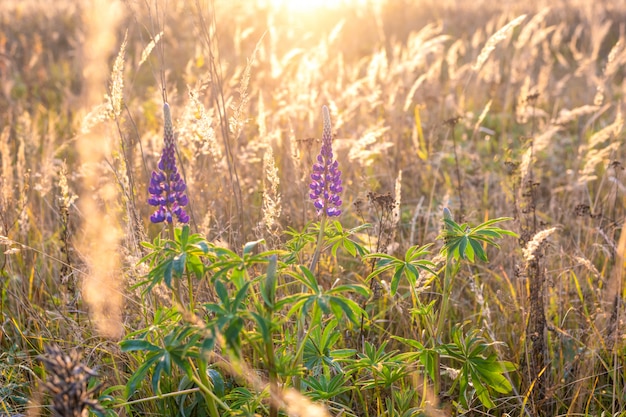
[473,14,527,72]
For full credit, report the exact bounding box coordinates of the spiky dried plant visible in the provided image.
[40,345,104,417]
[262,144,282,236]
[473,14,527,72]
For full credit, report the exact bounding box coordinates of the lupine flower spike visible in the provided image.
[148,103,190,224]
[308,106,342,275]
[309,105,342,217]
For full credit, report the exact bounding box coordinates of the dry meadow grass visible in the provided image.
[0,0,625,416]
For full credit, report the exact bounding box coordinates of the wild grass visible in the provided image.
[0,0,625,416]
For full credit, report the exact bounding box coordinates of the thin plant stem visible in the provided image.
[309,216,327,274]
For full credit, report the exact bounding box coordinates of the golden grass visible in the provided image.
[0,0,625,415]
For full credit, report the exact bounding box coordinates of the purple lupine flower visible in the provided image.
[148,103,190,224]
[309,106,343,217]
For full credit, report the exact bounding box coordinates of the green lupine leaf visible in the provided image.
[405,263,419,286]
[173,252,186,276]
[224,316,244,350]
[187,254,204,279]
[125,352,161,397]
[331,348,357,359]
[330,296,363,324]
[243,239,264,255]
[232,281,251,310]
[392,335,425,351]
[261,255,277,310]
[202,335,215,352]
[163,260,173,288]
[298,266,320,293]
[119,339,161,352]
[214,279,229,304]
[196,240,210,253]
[152,354,170,393]
[341,238,357,257]
[469,238,486,262]
[207,369,225,397]
[328,284,370,297]
[470,368,496,408]
[250,311,271,344]
[458,236,469,260]
[180,225,190,246]
[390,266,403,295]
[230,267,245,291]
[285,297,308,319]
[317,295,331,314]
[459,365,469,407]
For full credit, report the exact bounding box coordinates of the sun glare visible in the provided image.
[262,0,364,12]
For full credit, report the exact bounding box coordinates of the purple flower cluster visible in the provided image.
[148,103,189,224]
[309,106,343,217]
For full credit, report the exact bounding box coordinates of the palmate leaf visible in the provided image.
[203,279,250,354]
[442,327,516,409]
[304,319,344,372]
[210,241,284,291]
[123,351,161,397]
[136,225,212,292]
[305,373,353,401]
[284,266,368,324]
[471,355,516,394]
[326,220,371,258]
[121,323,205,397]
[364,244,436,296]
[439,216,517,263]
[392,336,443,382]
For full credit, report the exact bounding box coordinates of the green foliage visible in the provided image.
[303,319,355,374]
[114,207,521,416]
[0,347,29,416]
[441,326,516,409]
[284,265,369,324]
[364,244,437,295]
[119,223,375,415]
[304,373,353,401]
[138,225,210,291]
[204,279,249,353]
[439,216,518,263]
[325,220,371,258]
[120,317,205,396]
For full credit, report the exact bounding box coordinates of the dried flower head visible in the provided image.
[40,345,104,417]
[473,14,527,72]
[148,103,190,224]
[522,227,557,263]
[262,145,281,231]
[309,106,343,217]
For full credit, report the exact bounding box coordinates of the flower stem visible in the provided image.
[309,215,327,273]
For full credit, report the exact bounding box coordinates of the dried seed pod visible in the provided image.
[40,345,104,417]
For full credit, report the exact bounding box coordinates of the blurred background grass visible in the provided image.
[0,0,625,415]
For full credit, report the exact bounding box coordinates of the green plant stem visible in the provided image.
[436,260,455,337]
[432,259,457,397]
[187,272,195,312]
[291,309,319,391]
[293,218,327,390]
[264,322,278,417]
[193,364,229,416]
[112,387,202,408]
[309,216,327,273]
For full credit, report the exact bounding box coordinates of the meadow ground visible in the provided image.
[0,0,625,416]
